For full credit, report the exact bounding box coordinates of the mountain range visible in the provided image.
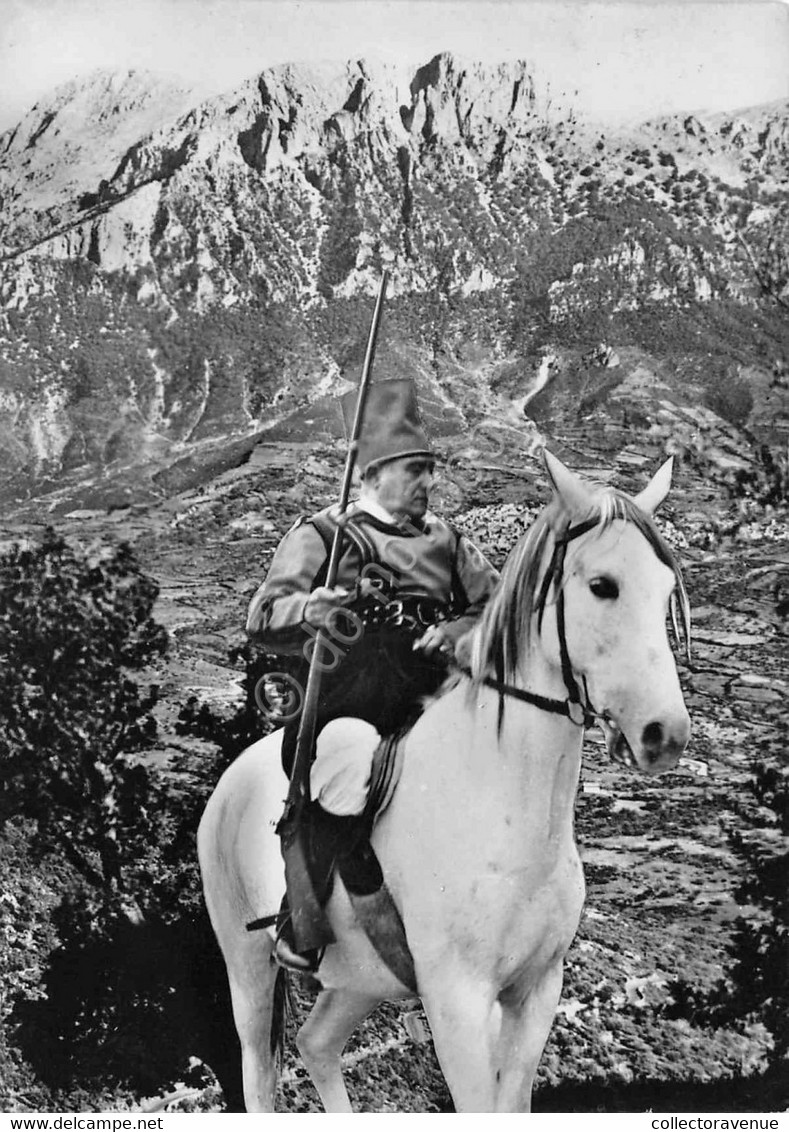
[1,53,787,513]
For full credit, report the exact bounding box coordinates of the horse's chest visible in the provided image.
[477,848,583,949]
[404,836,585,980]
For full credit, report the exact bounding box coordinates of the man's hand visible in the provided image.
[413,623,455,659]
[303,586,354,630]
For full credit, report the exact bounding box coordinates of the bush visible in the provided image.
[0,531,230,1104]
[0,532,248,1106]
[0,818,61,1106]
[727,444,789,508]
[0,530,168,890]
[703,369,754,427]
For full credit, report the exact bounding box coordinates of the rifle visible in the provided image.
[277,270,389,953]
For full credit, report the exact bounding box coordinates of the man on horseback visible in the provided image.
[247,378,499,972]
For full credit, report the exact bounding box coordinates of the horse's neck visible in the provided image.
[417,658,584,837]
[485,682,583,824]
[379,677,582,902]
[497,634,579,745]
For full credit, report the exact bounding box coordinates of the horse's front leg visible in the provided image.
[420,972,500,1112]
[493,960,565,1112]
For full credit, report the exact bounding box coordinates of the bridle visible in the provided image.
[478,672,597,729]
[465,509,690,731]
[464,517,606,730]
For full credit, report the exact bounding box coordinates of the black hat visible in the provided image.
[340,379,434,473]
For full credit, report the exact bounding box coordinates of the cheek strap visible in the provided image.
[476,517,602,731]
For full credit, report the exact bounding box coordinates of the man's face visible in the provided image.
[366,456,435,520]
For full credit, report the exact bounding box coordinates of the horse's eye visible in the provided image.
[590,576,619,600]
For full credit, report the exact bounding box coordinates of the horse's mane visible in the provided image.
[468,489,691,688]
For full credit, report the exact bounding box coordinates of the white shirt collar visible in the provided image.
[353,497,433,532]
[354,496,400,525]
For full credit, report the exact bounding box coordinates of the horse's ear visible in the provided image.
[633,457,673,515]
[542,448,594,515]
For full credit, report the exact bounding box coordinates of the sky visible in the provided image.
[0,0,787,132]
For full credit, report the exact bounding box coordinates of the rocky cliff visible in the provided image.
[1,54,787,510]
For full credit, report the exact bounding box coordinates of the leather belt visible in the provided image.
[355,596,450,634]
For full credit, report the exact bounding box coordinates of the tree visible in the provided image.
[0,530,168,890]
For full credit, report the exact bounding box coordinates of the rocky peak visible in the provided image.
[403,53,541,153]
[0,55,787,508]
[0,69,205,239]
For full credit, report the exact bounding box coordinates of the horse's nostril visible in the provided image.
[642,721,664,753]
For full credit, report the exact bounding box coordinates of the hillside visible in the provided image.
[0,54,788,1115]
[0,53,788,513]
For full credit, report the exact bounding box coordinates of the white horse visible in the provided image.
[197,450,691,1113]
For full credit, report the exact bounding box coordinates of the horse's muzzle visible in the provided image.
[602,712,690,774]
[641,719,689,768]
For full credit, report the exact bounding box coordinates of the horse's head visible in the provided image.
[469,451,691,774]
[541,450,691,774]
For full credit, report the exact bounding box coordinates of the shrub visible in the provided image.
[0,532,236,1103]
[0,530,168,891]
[0,818,61,1106]
[727,444,789,508]
[703,369,754,427]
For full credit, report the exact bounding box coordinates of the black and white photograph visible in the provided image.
[0,0,787,1116]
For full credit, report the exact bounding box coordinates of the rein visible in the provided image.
[479,674,596,728]
[468,516,602,730]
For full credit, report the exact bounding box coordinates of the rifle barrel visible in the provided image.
[333,269,390,546]
[285,270,389,810]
